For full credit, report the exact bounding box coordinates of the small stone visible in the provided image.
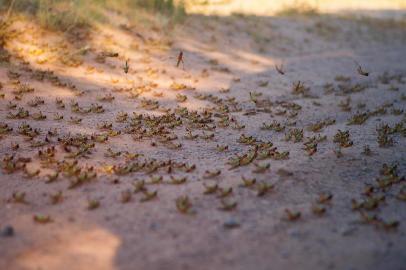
[1,226,14,237]
[223,218,240,229]
[149,222,159,231]
[341,226,357,236]
[277,168,293,177]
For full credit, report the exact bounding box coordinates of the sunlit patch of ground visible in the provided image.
[186,0,406,17]
[12,223,120,270]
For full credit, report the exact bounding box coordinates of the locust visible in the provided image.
[256,182,274,196]
[216,144,228,152]
[121,190,132,203]
[97,93,115,102]
[355,61,369,76]
[347,112,369,125]
[0,123,13,134]
[240,176,256,187]
[88,199,100,210]
[148,175,163,185]
[218,199,237,211]
[292,81,309,96]
[333,130,353,147]
[98,122,113,130]
[8,107,29,119]
[231,122,245,130]
[54,113,64,120]
[359,212,399,231]
[133,180,147,193]
[219,87,230,93]
[105,148,121,158]
[45,172,59,183]
[176,51,184,69]
[252,163,270,174]
[50,191,63,204]
[123,59,130,74]
[261,121,285,132]
[169,176,187,185]
[362,185,375,197]
[47,128,58,137]
[24,168,40,178]
[275,63,285,75]
[140,190,158,202]
[27,97,45,107]
[176,94,187,103]
[338,97,351,112]
[285,128,303,143]
[181,164,196,173]
[69,170,97,189]
[33,215,52,224]
[217,187,233,198]
[203,183,218,194]
[397,187,406,201]
[107,130,121,137]
[304,142,317,156]
[176,195,192,214]
[153,91,164,97]
[11,191,28,204]
[116,112,128,123]
[204,169,221,178]
[32,111,46,120]
[92,134,108,143]
[200,132,215,140]
[317,192,333,204]
[381,220,399,231]
[123,151,142,160]
[285,209,301,221]
[69,116,82,124]
[307,118,335,132]
[55,98,65,109]
[334,146,343,158]
[7,102,17,109]
[312,205,326,216]
[184,129,198,140]
[362,145,372,156]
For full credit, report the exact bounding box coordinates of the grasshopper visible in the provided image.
[123,59,130,74]
[176,51,184,69]
[275,63,285,75]
[354,60,369,76]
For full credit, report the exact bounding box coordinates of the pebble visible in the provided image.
[223,218,240,229]
[1,226,14,237]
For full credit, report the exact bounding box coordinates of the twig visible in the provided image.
[5,0,16,21]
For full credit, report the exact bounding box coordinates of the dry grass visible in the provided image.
[275,1,319,16]
[0,0,186,31]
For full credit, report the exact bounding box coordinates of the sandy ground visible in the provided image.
[0,6,406,270]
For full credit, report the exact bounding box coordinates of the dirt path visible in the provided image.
[0,9,406,270]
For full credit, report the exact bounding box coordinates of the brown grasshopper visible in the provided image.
[176,51,184,69]
[354,60,369,76]
[275,63,285,75]
[123,59,130,74]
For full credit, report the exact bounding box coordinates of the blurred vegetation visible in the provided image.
[275,1,319,16]
[0,0,186,30]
